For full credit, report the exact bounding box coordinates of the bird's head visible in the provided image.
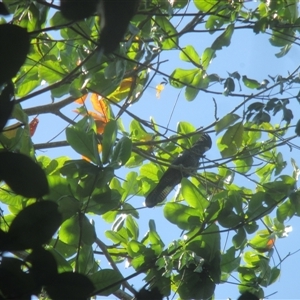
[191,133,212,155]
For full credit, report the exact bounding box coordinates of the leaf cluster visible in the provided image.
[1,0,300,299]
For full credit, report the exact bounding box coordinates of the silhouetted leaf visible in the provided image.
[0,2,9,15]
[0,24,30,85]
[46,272,95,299]
[135,287,164,300]
[0,152,49,198]
[60,0,98,21]
[2,201,61,251]
[223,77,235,96]
[27,247,58,287]
[0,257,34,299]
[294,120,300,136]
[0,82,14,132]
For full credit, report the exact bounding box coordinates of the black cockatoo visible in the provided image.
[145,133,212,208]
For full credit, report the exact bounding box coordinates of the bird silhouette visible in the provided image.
[145,133,212,208]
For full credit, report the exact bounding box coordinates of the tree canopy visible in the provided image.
[0,0,300,299]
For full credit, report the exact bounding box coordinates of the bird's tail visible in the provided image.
[145,182,174,208]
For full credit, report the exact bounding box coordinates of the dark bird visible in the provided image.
[145,133,212,208]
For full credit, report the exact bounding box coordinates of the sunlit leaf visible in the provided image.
[155,16,178,50]
[242,75,260,89]
[215,113,240,134]
[211,24,234,50]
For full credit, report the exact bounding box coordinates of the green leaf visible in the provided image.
[57,196,80,222]
[221,247,241,274]
[181,178,209,213]
[102,120,117,164]
[201,47,216,70]
[232,228,246,249]
[185,70,209,101]
[179,45,200,64]
[125,215,139,240]
[248,230,275,252]
[0,151,49,198]
[66,121,100,166]
[215,113,240,134]
[242,75,260,89]
[277,200,294,223]
[122,171,139,201]
[59,214,96,246]
[155,16,178,50]
[194,0,218,12]
[218,122,244,158]
[170,68,199,88]
[74,244,95,274]
[211,24,234,50]
[1,201,61,251]
[269,267,280,285]
[163,202,202,230]
[38,59,66,84]
[110,136,132,168]
[89,269,122,296]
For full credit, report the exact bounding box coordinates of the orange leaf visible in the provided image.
[266,238,275,250]
[95,119,107,134]
[75,94,88,104]
[120,77,133,90]
[29,117,39,137]
[85,111,108,134]
[91,94,108,120]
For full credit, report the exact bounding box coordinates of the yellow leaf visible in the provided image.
[108,78,133,102]
[2,122,23,139]
[156,83,164,99]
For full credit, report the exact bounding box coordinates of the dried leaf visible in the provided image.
[29,116,39,137]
